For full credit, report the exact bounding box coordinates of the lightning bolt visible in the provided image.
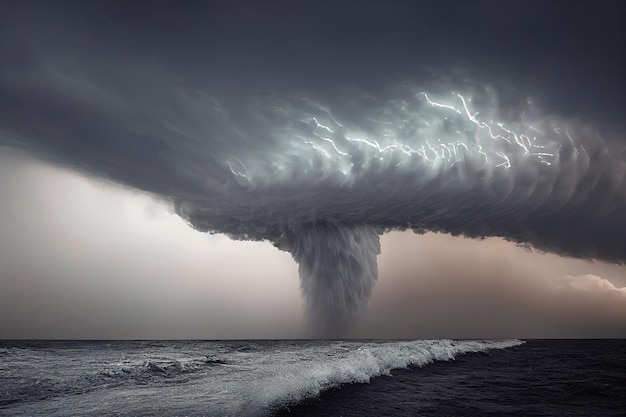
[226,91,566,185]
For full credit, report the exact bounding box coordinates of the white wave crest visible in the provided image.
[245,339,524,415]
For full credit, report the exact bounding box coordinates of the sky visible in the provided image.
[0,0,625,338]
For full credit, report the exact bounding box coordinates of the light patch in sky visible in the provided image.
[361,232,626,339]
[0,149,303,339]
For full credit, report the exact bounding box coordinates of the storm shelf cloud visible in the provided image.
[1,0,624,336]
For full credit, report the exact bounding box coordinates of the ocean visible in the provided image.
[0,339,624,416]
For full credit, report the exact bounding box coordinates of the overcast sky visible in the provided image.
[0,0,625,338]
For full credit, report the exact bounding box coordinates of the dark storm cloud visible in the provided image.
[1,0,624,335]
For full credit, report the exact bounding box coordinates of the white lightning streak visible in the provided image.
[228,90,565,185]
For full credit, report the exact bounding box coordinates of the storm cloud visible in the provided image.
[1,0,624,336]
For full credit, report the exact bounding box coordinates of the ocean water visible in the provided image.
[0,339,623,416]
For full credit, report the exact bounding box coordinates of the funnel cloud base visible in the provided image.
[280,223,380,337]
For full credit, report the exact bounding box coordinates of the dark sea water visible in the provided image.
[0,339,624,416]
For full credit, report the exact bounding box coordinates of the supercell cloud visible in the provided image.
[0,1,624,336]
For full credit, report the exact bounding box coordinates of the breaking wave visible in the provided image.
[248,339,524,415]
[0,339,524,416]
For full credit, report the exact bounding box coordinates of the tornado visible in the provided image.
[171,88,624,336]
[1,1,624,338]
[279,223,381,337]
